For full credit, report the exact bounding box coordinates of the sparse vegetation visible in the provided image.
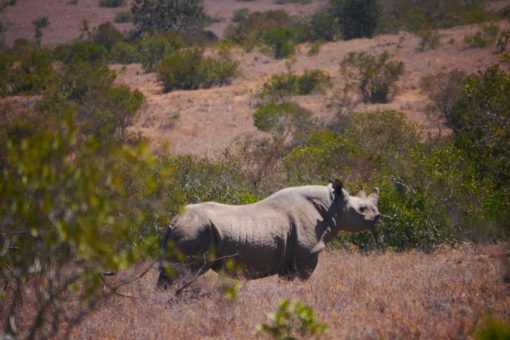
[464,23,500,49]
[32,16,49,43]
[416,30,441,52]
[341,51,405,103]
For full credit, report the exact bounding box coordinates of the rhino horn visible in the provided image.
[368,187,379,205]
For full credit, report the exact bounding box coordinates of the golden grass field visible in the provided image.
[71,243,509,339]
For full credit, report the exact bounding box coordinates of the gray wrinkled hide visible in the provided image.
[157,183,379,288]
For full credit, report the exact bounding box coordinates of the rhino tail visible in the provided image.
[157,223,177,290]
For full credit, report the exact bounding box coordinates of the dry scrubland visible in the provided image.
[1,0,510,338]
[74,243,509,339]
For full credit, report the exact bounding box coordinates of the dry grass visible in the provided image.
[69,243,509,339]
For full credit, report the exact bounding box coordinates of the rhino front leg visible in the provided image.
[296,253,319,280]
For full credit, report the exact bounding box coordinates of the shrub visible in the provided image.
[157,48,238,91]
[131,0,206,34]
[0,42,54,96]
[464,23,499,49]
[253,101,312,143]
[258,69,332,100]
[233,8,249,22]
[93,22,124,51]
[53,40,109,65]
[111,41,139,63]
[32,16,49,42]
[38,63,144,140]
[99,0,124,7]
[262,26,296,59]
[341,51,405,103]
[307,8,338,42]
[224,9,294,48]
[451,64,510,191]
[329,0,381,39]
[416,30,441,52]
[420,70,467,124]
[137,32,184,72]
[114,10,134,23]
[256,299,327,339]
[161,154,256,206]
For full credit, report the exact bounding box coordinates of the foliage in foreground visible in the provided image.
[256,299,327,340]
[0,120,173,338]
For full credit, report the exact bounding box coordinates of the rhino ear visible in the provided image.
[356,187,367,199]
[368,187,379,205]
[332,179,344,196]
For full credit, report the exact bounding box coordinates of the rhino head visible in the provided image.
[332,180,380,232]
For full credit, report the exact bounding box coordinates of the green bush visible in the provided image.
[38,63,144,140]
[32,16,49,42]
[161,154,257,206]
[93,22,124,51]
[341,51,405,103]
[99,0,124,7]
[307,8,338,42]
[225,9,294,48]
[137,32,184,72]
[329,0,381,39]
[53,40,109,65]
[262,26,296,59]
[451,64,510,191]
[157,48,238,91]
[0,42,54,96]
[253,101,312,143]
[416,30,441,52]
[114,10,134,23]
[258,69,332,100]
[111,41,139,63]
[233,8,250,22]
[256,299,327,339]
[131,0,206,34]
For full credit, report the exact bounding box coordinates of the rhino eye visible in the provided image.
[359,206,366,212]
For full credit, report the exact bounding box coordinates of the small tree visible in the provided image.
[341,51,404,103]
[32,16,49,44]
[131,0,206,34]
[329,0,381,40]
